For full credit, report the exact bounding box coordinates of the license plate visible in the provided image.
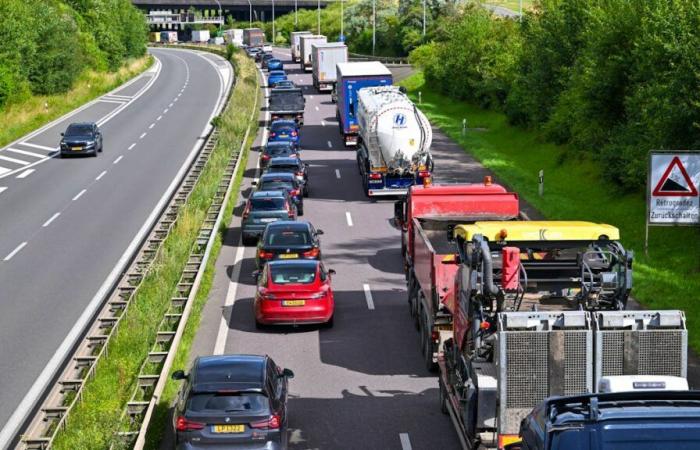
[71,147,83,151]
[279,134,289,138]
[212,424,244,433]
[283,300,305,306]
[279,253,298,259]
[260,218,277,223]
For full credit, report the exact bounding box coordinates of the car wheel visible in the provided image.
[422,313,438,373]
[92,151,98,157]
[255,319,265,330]
[303,187,309,198]
[242,235,256,246]
[439,378,449,415]
[297,205,304,216]
[323,315,334,328]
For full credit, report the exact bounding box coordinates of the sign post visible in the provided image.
[646,151,700,254]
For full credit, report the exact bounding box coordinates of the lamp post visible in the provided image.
[272,0,275,43]
[295,0,298,26]
[317,0,321,35]
[214,0,222,30]
[372,0,376,55]
[422,0,426,36]
[247,0,252,27]
[340,0,344,41]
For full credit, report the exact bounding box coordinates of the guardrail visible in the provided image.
[17,51,237,450]
[348,52,411,65]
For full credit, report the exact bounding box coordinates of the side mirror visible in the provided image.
[252,270,260,280]
[328,269,336,276]
[394,200,406,224]
[171,370,187,381]
[251,178,259,186]
[282,368,295,379]
[315,229,324,235]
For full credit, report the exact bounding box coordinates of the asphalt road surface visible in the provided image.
[0,48,232,446]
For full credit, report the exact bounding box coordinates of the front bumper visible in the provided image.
[61,146,97,156]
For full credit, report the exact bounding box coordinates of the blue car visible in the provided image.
[267,58,283,71]
[268,70,287,87]
[269,120,300,149]
[256,172,304,216]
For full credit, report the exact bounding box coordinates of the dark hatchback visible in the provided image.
[255,221,323,268]
[261,53,274,69]
[60,122,103,157]
[171,354,294,450]
[255,172,304,216]
[242,190,297,245]
[260,141,298,168]
[265,157,309,197]
[268,120,300,149]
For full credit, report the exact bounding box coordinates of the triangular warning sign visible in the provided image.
[653,156,698,197]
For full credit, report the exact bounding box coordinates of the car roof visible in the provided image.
[68,122,96,127]
[260,172,295,180]
[192,354,267,392]
[251,190,287,198]
[268,157,301,165]
[269,70,285,75]
[265,221,311,231]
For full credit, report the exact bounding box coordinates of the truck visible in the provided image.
[224,29,244,47]
[336,61,392,146]
[291,31,312,62]
[435,220,687,449]
[243,28,265,48]
[191,29,210,43]
[311,42,348,92]
[299,35,327,72]
[355,86,433,196]
[160,31,178,43]
[269,87,306,125]
[393,179,521,370]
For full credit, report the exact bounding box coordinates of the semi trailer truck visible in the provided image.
[291,31,312,62]
[243,28,264,47]
[299,35,327,72]
[311,42,348,92]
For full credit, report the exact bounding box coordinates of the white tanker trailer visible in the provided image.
[355,86,434,197]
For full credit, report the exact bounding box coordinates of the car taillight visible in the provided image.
[242,203,251,220]
[302,248,319,258]
[259,250,274,259]
[269,132,276,138]
[309,291,326,299]
[291,189,300,196]
[369,173,382,180]
[296,171,304,177]
[418,170,431,178]
[291,130,298,137]
[350,124,359,131]
[250,414,281,430]
[176,416,205,432]
[262,154,271,160]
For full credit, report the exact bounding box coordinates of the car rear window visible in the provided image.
[266,146,294,157]
[261,180,293,191]
[270,265,317,284]
[187,393,269,414]
[272,125,295,134]
[251,198,285,210]
[269,164,298,172]
[266,230,310,246]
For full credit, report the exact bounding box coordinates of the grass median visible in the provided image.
[0,56,152,149]
[400,71,700,350]
[52,48,258,450]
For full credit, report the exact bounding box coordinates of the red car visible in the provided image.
[254,260,335,328]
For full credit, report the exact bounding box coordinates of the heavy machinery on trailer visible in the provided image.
[355,86,433,196]
[436,221,688,449]
[393,179,520,370]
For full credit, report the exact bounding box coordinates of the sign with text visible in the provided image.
[648,151,700,225]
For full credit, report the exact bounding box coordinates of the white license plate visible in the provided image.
[260,218,278,223]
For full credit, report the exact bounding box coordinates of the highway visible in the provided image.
[0,48,232,445]
[181,48,499,449]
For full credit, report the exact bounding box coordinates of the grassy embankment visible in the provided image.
[52,48,259,449]
[483,0,533,13]
[0,56,153,148]
[401,72,700,349]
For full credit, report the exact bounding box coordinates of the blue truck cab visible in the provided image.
[335,61,392,146]
[515,388,700,450]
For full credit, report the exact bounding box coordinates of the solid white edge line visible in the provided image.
[16,169,34,179]
[113,155,123,164]
[3,242,27,262]
[95,170,107,181]
[0,48,229,450]
[72,189,86,201]
[363,283,375,310]
[213,240,245,355]
[346,211,353,227]
[399,433,412,450]
[128,143,136,150]
[0,187,7,194]
[335,169,341,179]
[42,212,60,228]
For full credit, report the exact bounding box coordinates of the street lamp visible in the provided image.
[272,0,276,43]
[340,0,344,41]
[295,0,298,27]
[422,0,426,36]
[214,0,222,30]
[317,0,321,35]
[372,0,376,55]
[247,0,252,28]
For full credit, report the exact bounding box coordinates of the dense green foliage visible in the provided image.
[0,0,147,108]
[411,0,700,190]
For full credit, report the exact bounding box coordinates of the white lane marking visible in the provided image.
[363,283,375,310]
[177,93,181,98]
[156,115,162,121]
[163,108,169,114]
[95,170,107,181]
[173,97,179,102]
[139,132,147,139]
[327,140,332,148]
[0,155,29,166]
[148,123,155,129]
[6,148,44,158]
[102,94,132,100]
[113,155,123,164]
[310,95,314,99]
[20,142,57,152]
[4,242,27,261]
[72,189,86,201]
[42,212,60,227]
[346,211,353,227]
[321,120,326,126]
[399,433,412,450]
[315,106,319,111]
[169,102,174,107]
[98,99,127,105]
[128,143,136,150]
[0,167,10,175]
[335,169,341,179]
[214,240,245,355]
[0,187,7,194]
[16,169,34,179]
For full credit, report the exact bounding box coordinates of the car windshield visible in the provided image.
[260,180,293,191]
[270,265,317,284]
[265,146,294,157]
[250,197,286,210]
[266,229,310,246]
[187,393,269,414]
[65,125,93,137]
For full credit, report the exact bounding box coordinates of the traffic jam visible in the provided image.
[170,28,700,450]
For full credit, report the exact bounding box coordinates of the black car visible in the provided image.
[272,80,295,90]
[261,53,275,69]
[60,122,103,157]
[255,172,304,216]
[255,50,270,63]
[172,354,294,450]
[260,141,298,168]
[255,221,323,268]
[242,190,297,245]
[265,157,309,197]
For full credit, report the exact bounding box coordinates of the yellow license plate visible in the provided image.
[283,300,305,306]
[71,147,82,151]
[279,134,288,138]
[213,424,244,433]
[279,253,298,259]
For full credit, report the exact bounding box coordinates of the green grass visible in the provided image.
[400,71,700,349]
[480,0,533,13]
[0,56,152,149]
[52,49,259,450]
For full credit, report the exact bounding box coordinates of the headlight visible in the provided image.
[85,142,95,148]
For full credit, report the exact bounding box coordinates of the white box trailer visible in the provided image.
[299,35,327,72]
[311,42,348,92]
[291,31,312,62]
[160,31,178,43]
[191,30,210,43]
[224,29,244,47]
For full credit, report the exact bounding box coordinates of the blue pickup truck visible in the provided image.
[335,61,392,146]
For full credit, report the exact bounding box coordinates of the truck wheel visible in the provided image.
[421,313,438,373]
[439,378,449,415]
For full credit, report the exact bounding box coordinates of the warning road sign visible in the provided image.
[649,151,700,225]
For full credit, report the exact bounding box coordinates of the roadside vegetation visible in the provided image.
[52,48,258,449]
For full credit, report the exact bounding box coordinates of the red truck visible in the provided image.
[393,179,520,370]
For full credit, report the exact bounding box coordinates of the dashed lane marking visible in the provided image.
[42,212,60,228]
[16,169,34,179]
[321,120,326,126]
[4,242,27,262]
[363,284,375,310]
[95,170,106,181]
[315,106,319,111]
[327,140,332,148]
[0,187,7,194]
[113,155,123,164]
[128,143,136,150]
[346,211,353,227]
[139,132,147,139]
[399,433,412,450]
[335,169,341,179]
[156,115,162,121]
[72,189,86,201]
[148,123,155,129]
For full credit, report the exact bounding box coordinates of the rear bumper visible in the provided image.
[368,187,408,197]
[177,441,282,450]
[256,301,333,325]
